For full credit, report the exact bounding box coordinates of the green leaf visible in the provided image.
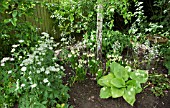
[123,86,136,106]
[4,19,11,23]
[165,61,170,75]
[11,18,17,26]
[110,62,129,81]
[70,14,74,22]
[110,78,125,88]
[111,86,125,98]
[126,80,142,93]
[100,87,111,98]
[12,10,18,17]
[130,70,148,83]
[97,73,115,87]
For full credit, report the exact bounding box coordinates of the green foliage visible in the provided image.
[148,73,170,97]
[102,30,131,56]
[0,0,38,59]
[45,0,96,39]
[162,46,170,75]
[98,62,148,106]
[0,33,69,107]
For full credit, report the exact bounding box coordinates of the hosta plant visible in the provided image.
[97,62,148,106]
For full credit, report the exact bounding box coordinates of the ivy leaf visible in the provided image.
[110,78,125,88]
[123,86,136,106]
[111,86,125,98]
[110,62,129,81]
[130,70,148,83]
[97,73,115,87]
[11,18,17,26]
[126,80,142,93]
[99,87,111,98]
[12,10,18,18]
[70,14,74,22]
[4,19,11,23]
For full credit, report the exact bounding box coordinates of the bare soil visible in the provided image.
[68,77,170,108]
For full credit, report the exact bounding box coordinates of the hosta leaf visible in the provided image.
[123,86,136,106]
[111,86,125,98]
[100,87,111,98]
[126,80,142,93]
[110,62,129,81]
[97,73,115,87]
[130,70,148,83]
[110,78,125,88]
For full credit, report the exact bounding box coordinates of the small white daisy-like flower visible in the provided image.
[12,44,19,48]
[68,54,72,58]
[10,58,15,61]
[21,84,25,87]
[18,40,24,43]
[1,63,5,66]
[11,48,15,53]
[21,67,27,72]
[43,78,49,83]
[56,68,60,71]
[8,70,12,74]
[45,70,50,74]
[30,83,37,88]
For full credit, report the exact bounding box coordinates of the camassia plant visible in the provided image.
[97,62,148,106]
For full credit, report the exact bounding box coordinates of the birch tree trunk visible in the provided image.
[96,1,103,61]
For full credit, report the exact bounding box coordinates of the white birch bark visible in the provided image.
[96,1,103,61]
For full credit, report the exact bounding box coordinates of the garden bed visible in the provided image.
[68,77,170,108]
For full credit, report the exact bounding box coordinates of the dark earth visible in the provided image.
[68,76,170,108]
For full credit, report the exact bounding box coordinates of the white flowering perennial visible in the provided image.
[0,32,65,93]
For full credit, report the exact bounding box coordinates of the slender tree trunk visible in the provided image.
[96,1,103,61]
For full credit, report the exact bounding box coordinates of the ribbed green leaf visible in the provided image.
[100,87,111,98]
[130,70,148,83]
[123,86,136,106]
[110,62,129,81]
[110,78,125,88]
[97,73,115,87]
[111,86,125,98]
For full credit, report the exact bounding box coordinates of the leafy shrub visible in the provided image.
[97,62,148,106]
[0,33,69,107]
[0,0,38,59]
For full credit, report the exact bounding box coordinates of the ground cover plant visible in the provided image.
[0,0,170,108]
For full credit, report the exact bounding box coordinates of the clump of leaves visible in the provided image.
[148,73,170,97]
[97,62,148,106]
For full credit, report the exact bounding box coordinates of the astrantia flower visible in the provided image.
[21,67,27,72]
[49,66,57,71]
[43,78,49,83]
